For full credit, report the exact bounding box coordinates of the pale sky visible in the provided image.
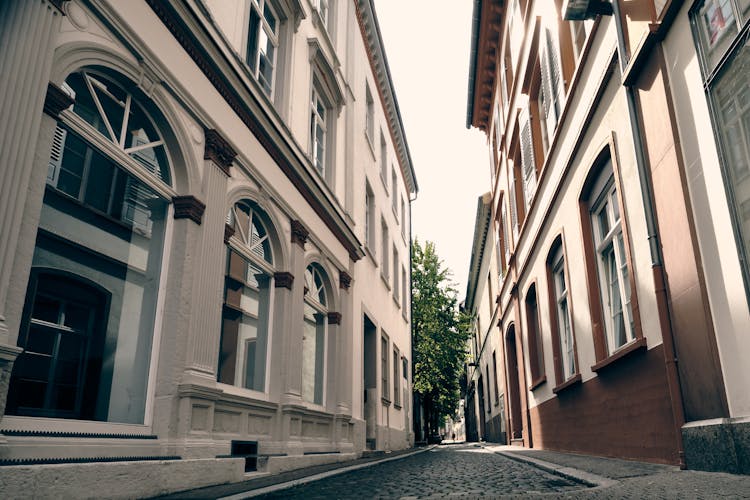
[374,1,490,299]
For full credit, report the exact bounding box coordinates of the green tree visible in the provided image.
[411,239,471,438]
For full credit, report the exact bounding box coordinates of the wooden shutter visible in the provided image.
[519,106,537,207]
[544,28,564,135]
[48,125,67,185]
[508,162,519,239]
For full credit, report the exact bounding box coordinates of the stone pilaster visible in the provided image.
[0,0,65,434]
[278,220,308,406]
[336,270,353,416]
[183,129,235,379]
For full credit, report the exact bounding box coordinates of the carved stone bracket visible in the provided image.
[204,128,236,176]
[274,272,294,290]
[339,271,352,290]
[173,195,206,225]
[44,82,74,118]
[224,223,236,243]
[290,220,309,248]
[327,312,342,325]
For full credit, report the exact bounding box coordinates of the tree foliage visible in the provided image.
[411,239,471,434]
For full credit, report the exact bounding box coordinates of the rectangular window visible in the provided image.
[381,218,390,281]
[391,167,398,214]
[400,196,406,238]
[380,131,388,188]
[492,351,500,404]
[401,265,408,314]
[381,335,389,401]
[551,246,576,380]
[592,179,635,353]
[402,357,408,379]
[393,245,400,301]
[365,181,375,250]
[393,348,400,406]
[691,1,750,300]
[246,0,279,97]
[365,84,374,141]
[525,284,545,386]
[314,0,330,30]
[310,84,327,176]
[519,106,538,208]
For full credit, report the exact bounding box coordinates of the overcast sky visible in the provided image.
[374,0,490,299]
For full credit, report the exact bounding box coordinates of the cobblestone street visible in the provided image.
[257,445,584,498]
[246,444,750,499]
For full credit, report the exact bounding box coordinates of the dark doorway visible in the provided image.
[477,373,487,440]
[363,314,377,449]
[506,325,523,441]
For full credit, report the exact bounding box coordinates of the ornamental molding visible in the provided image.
[172,195,206,225]
[274,272,294,290]
[44,82,74,118]
[224,223,236,243]
[339,270,352,290]
[327,312,342,325]
[290,220,309,248]
[204,128,236,175]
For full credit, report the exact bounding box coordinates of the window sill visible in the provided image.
[393,293,401,307]
[392,203,399,222]
[394,403,402,410]
[528,375,547,391]
[553,373,582,394]
[381,397,391,407]
[591,337,647,373]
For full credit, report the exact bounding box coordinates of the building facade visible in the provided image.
[0,0,416,496]
[464,192,507,444]
[466,0,750,473]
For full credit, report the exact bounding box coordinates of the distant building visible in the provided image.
[0,0,416,496]
[465,0,750,474]
[464,193,506,444]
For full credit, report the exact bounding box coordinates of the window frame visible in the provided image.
[579,146,644,366]
[302,263,329,406]
[381,217,390,285]
[244,0,280,99]
[381,333,390,403]
[524,281,546,390]
[392,346,401,408]
[546,236,580,390]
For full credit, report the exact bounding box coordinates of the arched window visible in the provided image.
[302,263,328,405]
[220,200,276,392]
[8,68,173,424]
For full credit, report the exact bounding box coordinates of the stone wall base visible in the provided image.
[263,451,357,474]
[0,457,245,499]
[683,418,750,474]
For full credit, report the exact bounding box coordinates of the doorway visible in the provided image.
[363,314,377,450]
[506,324,523,441]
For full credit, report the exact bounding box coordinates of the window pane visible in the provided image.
[247,10,260,72]
[84,151,116,213]
[696,0,739,71]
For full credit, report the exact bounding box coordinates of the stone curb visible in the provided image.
[219,446,437,499]
[483,445,619,490]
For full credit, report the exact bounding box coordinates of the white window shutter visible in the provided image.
[545,28,564,129]
[48,125,67,185]
[509,163,519,239]
[540,39,557,144]
[519,106,537,207]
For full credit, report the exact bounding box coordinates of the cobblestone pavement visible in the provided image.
[257,444,584,498]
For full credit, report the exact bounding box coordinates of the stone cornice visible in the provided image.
[339,270,352,290]
[44,82,74,118]
[204,128,236,175]
[172,195,206,225]
[146,0,364,262]
[354,0,418,196]
[274,272,294,290]
[290,220,309,248]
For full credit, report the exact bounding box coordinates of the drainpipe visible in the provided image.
[609,1,686,468]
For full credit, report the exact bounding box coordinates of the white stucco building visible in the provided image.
[0,0,416,496]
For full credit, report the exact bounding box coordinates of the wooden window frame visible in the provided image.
[578,142,645,369]
[524,281,546,390]
[545,234,582,393]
